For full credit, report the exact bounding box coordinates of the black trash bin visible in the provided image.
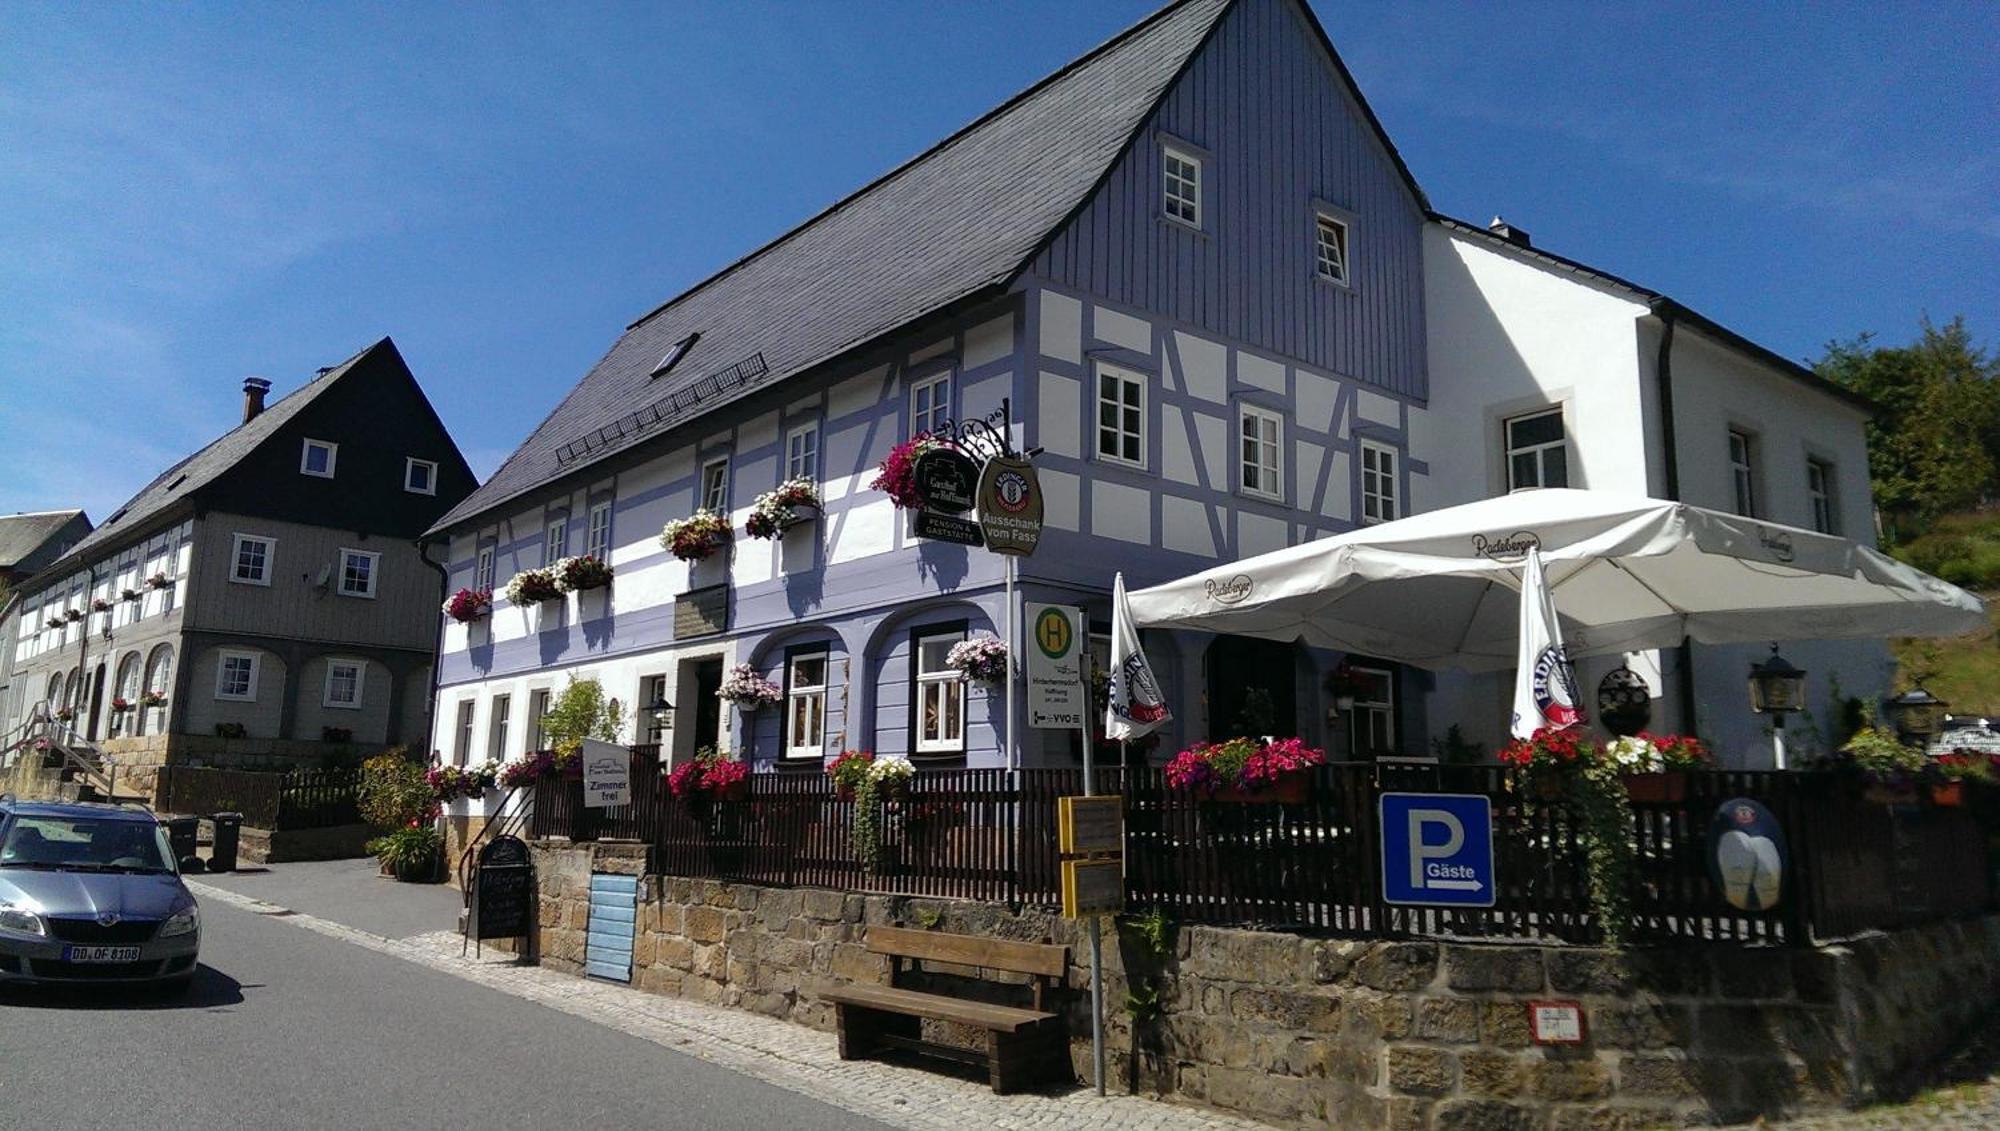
[210,812,243,873]
[164,816,199,865]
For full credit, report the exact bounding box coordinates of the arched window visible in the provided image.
[113,654,142,736]
[146,645,174,695]
[47,672,63,708]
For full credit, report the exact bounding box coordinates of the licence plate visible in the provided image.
[62,946,142,964]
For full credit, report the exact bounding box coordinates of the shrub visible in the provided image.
[541,676,624,757]
[358,749,433,829]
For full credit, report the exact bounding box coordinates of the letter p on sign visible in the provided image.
[1407,808,1464,890]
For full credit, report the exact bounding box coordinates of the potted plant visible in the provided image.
[44,616,64,631]
[944,635,1009,684]
[826,749,874,801]
[499,749,569,789]
[63,608,83,623]
[145,573,172,590]
[870,754,914,802]
[140,690,167,709]
[1837,726,1928,804]
[54,706,75,723]
[1499,726,1635,949]
[1164,736,1325,803]
[120,587,142,602]
[1604,732,1711,803]
[503,567,563,605]
[1325,663,1370,711]
[717,663,781,712]
[443,587,492,624]
[666,747,750,804]
[1931,751,1993,807]
[554,554,614,592]
[745,479,822,540]
[369,822,444,883]
[90,597,113,613]
[869,433,954,510]
[659,510,732,562]
[109,697,133,714]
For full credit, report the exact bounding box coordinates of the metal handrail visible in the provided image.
[456,785,530,907]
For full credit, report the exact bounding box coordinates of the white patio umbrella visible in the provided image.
[1121,488,1986,671]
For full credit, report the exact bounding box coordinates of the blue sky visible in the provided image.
[2,0,1994,521]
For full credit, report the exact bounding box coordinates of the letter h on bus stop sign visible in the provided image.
[1379,792,1496,908]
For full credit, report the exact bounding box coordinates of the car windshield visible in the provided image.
[0,816,175,873]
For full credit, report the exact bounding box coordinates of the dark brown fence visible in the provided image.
[529,756,1995,947]
[154,765,361,830]
[276,768,362,830]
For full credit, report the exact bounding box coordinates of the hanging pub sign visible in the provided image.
[975,455,1043,556]
[914,510,984,546]
[1596,666,1653,738]
[913,448,980,514]
[1707,798,1786,912]
[470,835,534,944]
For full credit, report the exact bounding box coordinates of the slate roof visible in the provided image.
[0,511,87,572]
[39,338,392,577]
[432,0,1238,534]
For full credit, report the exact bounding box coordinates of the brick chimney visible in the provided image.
[242,377,272,424]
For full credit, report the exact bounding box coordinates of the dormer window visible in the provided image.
[1163,145,1202,228]
[651,332,699,379]
[405,458,438,495]
[301,439,337,478]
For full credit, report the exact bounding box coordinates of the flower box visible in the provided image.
[660,510,732,562]
[1208,771,1309,805]
[1166,737,1325,798]
[1863,782,1921,806]
[554,555,614,592]
[90,598,113,613]
[1931,782,1965,808]
[504,568,563,605]
[1621,771,1687,804]
[145,574,173,590]
[745,479,821,540]
[443,588,492,624]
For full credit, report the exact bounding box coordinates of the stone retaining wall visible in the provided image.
[525,841,2000,1129]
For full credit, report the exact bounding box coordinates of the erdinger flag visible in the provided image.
[1511,546,1585,738]
[1106,572,1171,741]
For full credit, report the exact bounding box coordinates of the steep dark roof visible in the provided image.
[0,510,87,571]
[41,338,396,574]
[1430,214,1875,415]
[432,0,1238,534]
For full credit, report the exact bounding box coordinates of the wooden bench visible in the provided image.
[823,925,1069,1093]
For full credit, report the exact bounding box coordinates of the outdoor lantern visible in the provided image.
[649,698,675,735]
[1747,646,1807,717]
[1884,687,1949,742]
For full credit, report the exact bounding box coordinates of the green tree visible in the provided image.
[542,676,625,756]
[1815,316,2000,539]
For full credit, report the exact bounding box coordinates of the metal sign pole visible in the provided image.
[1004,555,1017,771]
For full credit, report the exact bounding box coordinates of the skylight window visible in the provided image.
[650,332,700,379]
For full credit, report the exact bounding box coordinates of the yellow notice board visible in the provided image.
[1062,857,1125,918]
[1058,796,1125,857]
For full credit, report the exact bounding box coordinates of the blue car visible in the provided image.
[0,796,201,993]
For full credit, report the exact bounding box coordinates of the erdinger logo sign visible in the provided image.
[1118,654,1169,723]
[1471,530,1540,561]
[1756,527,1796,564]
[1205,575,1253,604]
[1530,644,1584,728]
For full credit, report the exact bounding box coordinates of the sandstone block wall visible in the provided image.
[524,841,2000,1130]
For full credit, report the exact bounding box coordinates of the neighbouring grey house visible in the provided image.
[0,509,91,589]
[1,338,476,796]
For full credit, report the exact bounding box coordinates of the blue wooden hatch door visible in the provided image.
[584,873,639,983]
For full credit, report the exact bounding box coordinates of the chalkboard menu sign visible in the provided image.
[473,835,534,941]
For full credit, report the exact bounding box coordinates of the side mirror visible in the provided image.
[179,855,206,875]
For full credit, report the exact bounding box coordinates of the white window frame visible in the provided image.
[526,688,551,751]
[322,659,365,710]
[215,651,260,702]
[914,631,966,755]
[1807,457,1838,535]
[586,502,613,562]
[1728,428,1758,517]
[1347,665,1396,757]
[1360,441,1398,524]
[1504,407,1569,492]
[909,372,951,439]
[489,693,512,759]
[1314,212,1350,286]
[784,651,829,761]
[337,548,380,599]
[300,438,338,479]
[544,517,568,567]
[1162,144,1202,229]
[230,534,275,586]
[474,546,496,594]
[404,457,438,496]
[1238,403,1284,500]
[1095,362,1147,468]
[700,458,730,513]
[454,700,476,767]
[786,422,820,482]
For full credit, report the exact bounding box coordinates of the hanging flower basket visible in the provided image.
[869,433,954,510]
[871,755,914,801]
[1326,663,1370,710]
[745,479,822,540]
[503,567,562,605]
[659,510,732,562]
[717,664,781,711]
[944,635,1009,683]
[1166,737,1325,801]
[443,588,492,624]
[145,573,173,590]
[554,555,614,592]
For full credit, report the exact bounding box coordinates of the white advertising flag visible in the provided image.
[1510,546,1586,739]
[1106,572,1172,741]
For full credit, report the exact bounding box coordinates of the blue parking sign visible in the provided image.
[1380,793,1496,908]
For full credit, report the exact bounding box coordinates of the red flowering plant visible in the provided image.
[826,749,874,798]
[666,748,749,799]
[1165,737,1325,794]
[497,750,569,789]
[1498,726,1596,771]
[1935,750,1997,783]
[1601,732,1711,773]
[443,588,492,624]
[869,433,954,510]
[109,697,133,713]
[658,511,731,562]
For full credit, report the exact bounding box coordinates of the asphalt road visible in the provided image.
[0,895,886,1131]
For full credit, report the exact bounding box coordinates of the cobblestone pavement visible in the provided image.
[189,880,1259,1131]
